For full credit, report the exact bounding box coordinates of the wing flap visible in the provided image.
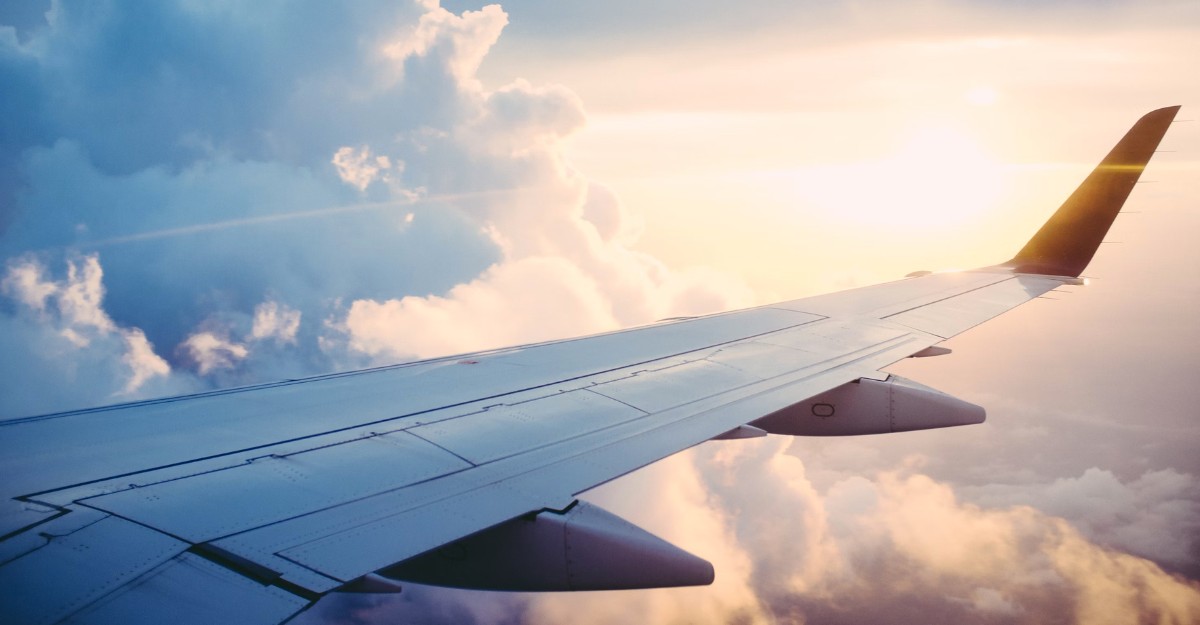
[61,553,308,625]
[0,515,186,625]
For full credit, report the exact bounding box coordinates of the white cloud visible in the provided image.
[3,256,115,334]
[337,247,756,361]
[3,0,758,384]
[250,300,301,344]
[122,329,171,394]
[0,253,174,415]
[330,7,756,361]
[382,1,508,84]
[54,255,115,332]
[1,260,57,312]
[341,256,619,360]
[698,441,1200,623]
[180,331,249,375]
[965,467,1200,572]
[332,145,394,192]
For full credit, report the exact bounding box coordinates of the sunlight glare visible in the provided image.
[790,124,1005,233]
[965,85,999,106]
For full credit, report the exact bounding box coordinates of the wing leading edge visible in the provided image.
[0,107,1180,624]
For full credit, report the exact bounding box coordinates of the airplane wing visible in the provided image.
[0,106,1180,624]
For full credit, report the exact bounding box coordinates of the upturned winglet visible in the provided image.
[1006,105,1181,277]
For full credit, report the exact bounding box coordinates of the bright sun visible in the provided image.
[790,124,1005,233]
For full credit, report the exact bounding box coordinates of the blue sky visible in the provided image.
[2,1,1199,623]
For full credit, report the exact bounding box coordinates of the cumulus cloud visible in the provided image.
[251,300,302,344]
[382,1,508,85]
[965,467,1200,573]
[121,328,171,394]
[831,466,1200,624]
[341,256,619,359]
[2,259,56,312]
[601,444,1199,624]
[309,3,755,361]
[180,331,249,375]
[0,0,753,397]
[2,1,501,368]
[332,146,395,192]
[0,255,174,415]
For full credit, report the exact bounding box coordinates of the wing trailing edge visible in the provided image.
[1006,105,1180,277]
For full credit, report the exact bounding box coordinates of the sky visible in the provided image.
[1,1,1199,623]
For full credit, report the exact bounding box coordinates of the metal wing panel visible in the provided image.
[60,553,308,625]
[81,431,472,543]
[883,274,1064,338]
[487,308,824,370]
[409,390,645,465]
[0,515,186,625]
[744,318,913,360]
[588,359,764,413]
[0,362,530,502]
[0,499,60,543]
[772,271,1011,318]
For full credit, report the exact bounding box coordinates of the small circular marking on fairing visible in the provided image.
[812,403,835,417]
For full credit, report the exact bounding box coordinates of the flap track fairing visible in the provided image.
[378,501,714,591]
[750,375,985,436]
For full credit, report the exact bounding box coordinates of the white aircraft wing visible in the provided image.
[0,106,1180,624]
